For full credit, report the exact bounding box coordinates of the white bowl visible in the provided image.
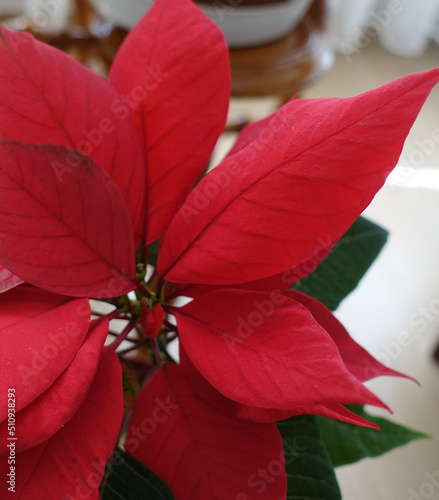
[199,0,313,47]
[89,0,313,47]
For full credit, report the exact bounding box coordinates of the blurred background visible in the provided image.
[2,1,439,498]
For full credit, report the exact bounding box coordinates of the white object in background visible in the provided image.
[386,167,439,191]
[24,0,72,33]
[197,0,313,48]
[326,0,377,53]
[0,0,25,16]
[378,0,439,57]
[88,0,150,31]
[89,0,313,48]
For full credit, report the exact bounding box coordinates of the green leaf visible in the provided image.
[292,216,388,310]
[135,240,159,269]
[316,405,431,468]
[100,448,175,500]
[277,415,341,500]
[148,240,160,267]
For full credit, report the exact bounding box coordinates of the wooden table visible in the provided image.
[229,17,333,102]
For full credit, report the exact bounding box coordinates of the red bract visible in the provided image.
[125,365,287,500]
[0,141,135,298]
[0,25,145,227]
[109,0,231,246]
[157,70,439,285]
[179,344,379,428]
[0,288,124,498]
[0,286,91,421]
[0,346,124,499]
[0,317,110,453]
[0,0,437,497]
[172,289,387,410]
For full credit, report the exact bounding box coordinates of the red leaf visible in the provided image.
[110,0,231,245]
[173,253,323,299]
[0,141,136,297]
[125,365,286,500]
[0,349,124,499]
[0,318,109,454]
[173,289,387,410]
[158,69,439,284]
[284,290,416,383]
[226,111,274,157]
[0,285,90,421]
[0,25,145,227]
[0,266,23,294]
[179,345,379,429]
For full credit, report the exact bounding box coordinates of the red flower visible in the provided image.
[0,0,437,498]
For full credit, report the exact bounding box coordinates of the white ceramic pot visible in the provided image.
[89,0,313,48]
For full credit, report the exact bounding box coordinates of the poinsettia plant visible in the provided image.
[0,0,437,498]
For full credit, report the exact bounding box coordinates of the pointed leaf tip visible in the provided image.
[110,0,231,246]
[174,289,387,410]
[316,405,431,467]
[158,69,439,285]
[285,290,417,384]
[180,343,382,429]
[0,25,146,228]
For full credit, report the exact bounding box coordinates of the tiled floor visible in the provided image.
[217,38,439,500]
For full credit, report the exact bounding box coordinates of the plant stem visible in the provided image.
[117,337,149,355]
[133,277,151,298]
[104,309,125,321]
[163,319,176,332]
[152,338,164,366]
[105,320,137,356]
[107,330,138,343]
